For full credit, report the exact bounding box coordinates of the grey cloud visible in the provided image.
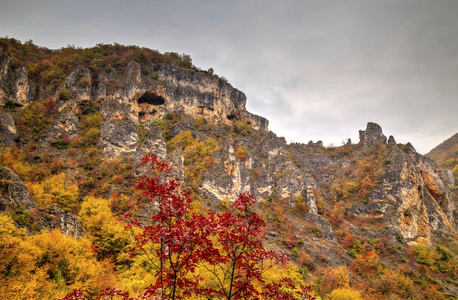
[1,0,457,154]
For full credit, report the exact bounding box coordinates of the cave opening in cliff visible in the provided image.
[227,114,237,120]
[138,92,165,106]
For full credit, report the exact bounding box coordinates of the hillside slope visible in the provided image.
[426,133,458,168]
[1,38,458,299]
[426,133,458,189]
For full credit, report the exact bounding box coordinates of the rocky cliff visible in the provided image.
[0,42,456,244]
[0,46,267,132]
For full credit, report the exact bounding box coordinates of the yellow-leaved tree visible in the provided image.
[0,214,52,299]
[78,196,155,295]
[31,230,117,298]
[78,196,132,264]
[29,173,78,212]
[0,214,116,299]
[325,288,362,300]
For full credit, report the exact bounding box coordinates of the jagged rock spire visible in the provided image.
[359,122,387,147]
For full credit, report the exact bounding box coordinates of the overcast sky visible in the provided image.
[1,0,457,154]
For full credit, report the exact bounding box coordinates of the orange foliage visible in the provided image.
[318,265,350,297]
[349,250,380,276]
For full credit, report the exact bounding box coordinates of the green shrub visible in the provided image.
[232,119,251,136]
[16,98,58,141]
[81,128,100,146]
[4,100,16,110]
[79,77,92,87]
[50,138,68,149]
[59,88,72,100]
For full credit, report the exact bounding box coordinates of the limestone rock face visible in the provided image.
[200,136,251,202]
[146,64,248,125]
[63,66,92,103]
[68,62,267,133]
[0,166,37,211]
[47,205,85,238]
[0,44,456,251]
[0,112,18,146]
[303,213,337,241]
[353,134,455,244]
[0,46,268,133]
[287,123,456,244]
[13,67,34,106]
[135,126,167,162]
[58,111,80,137]
[0,47,34,107]
[46,111,80,144]
[0,47,13,105]
[0,46,11,80]
[199,131,319,219]
[359,122,387,148]
[99,99,140,157]
[441,169,455,188]
[100,119,139,157]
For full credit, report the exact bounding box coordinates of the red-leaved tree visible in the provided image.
[63,154,315,300]
[122,154,218,299]
[204,192,289,299]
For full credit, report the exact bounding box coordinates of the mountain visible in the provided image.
[1,38,458,299]
[426,133,458,189]
[426,133,458,168]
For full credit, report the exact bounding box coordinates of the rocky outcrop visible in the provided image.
[441,169,455,189]
[198,129,320,218]
[99,99,139,157]
[352,128,456,244]
[0,166,84,238]
[45,111,80,145]
[63,66,92,103]
[0,112,18,146]
[0,55,268,136]
[0,47,34,107]
[129,63,260,129]
[135,126,167,162]
[0,166,37,211]
[0,59,269,158]
[200,136,251,202]
[100,118,139,157]
[46,205,85,238]
[0,47,269,144]
[13,67,35,106]
[359,122,387,148]
[285,123,456,244]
